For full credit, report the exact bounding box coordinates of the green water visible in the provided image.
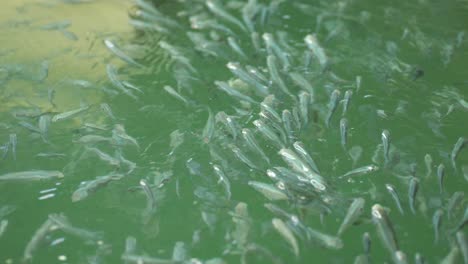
[1,0,468,263]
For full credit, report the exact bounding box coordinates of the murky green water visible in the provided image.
[1,0,468,263]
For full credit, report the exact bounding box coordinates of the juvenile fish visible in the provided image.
[451,137,466,168]
[228,144,258,170]
[340,118,348,150]
[48,213,102,241]
[437,163,445,193]
[272,218,299,257]
[292,141,320,174]
[52,105,89,122]
[212,164,232,200]
[100,103,116,120]
[432,209,443,244]
[227,37,247,59]
[253,119,285,149]
[282,109,295,142]
[206,0,248,32]
[340,165,379,179]
[385,184,404,215]
[0,170,64,181]
[76,135,112,144]
[104,39,144,67]
[299,91,310,127]
[266,55,294,98]
[23,219,54,262]
[371,204,399,255]
[72,173,124,202]
[214,80,257,104]
[288,72,314,96]
[163,85,190,106]
[408,177,419,214]
[112,124,140,149]
[9,134,17,160]
[227,62,268,96]
[337,198,365,236]
[242,128,270,164]
[362,232,371,255]
[456,231,468,264]
[325,89,340,128]
[447,191,464,220]
[106,64,138,100]
[305,226,343,250]
[216,111,239,140]
[86,147,120,167]
[342,90,353,116]
[424,154,433,178]
[382,130,391,164]
[304,34,328,68]
[248,181,288,201]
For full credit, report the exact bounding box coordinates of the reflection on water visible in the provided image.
[1,0,468,263]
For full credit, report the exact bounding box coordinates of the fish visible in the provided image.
[456,231,468,264]
[371,204,399,255]
[214,81,257,104]
[52,105,89,122]
[49,213,102,242]
[0,170,64,181]
[282,109,295,142]
[394,251,409,264]
[253,119,285,149]
[242,128,270,164]
[228,144,258,170]
[231,202,250,251]
[272,218,299,257]
[362,232,371,255]
[76,135,112,144]
[38,115,51,141]
[0,220,8,238]
[325,89,340,128]
[266,55,294,98]
[305,226,343,250]
[340,118,348,150]
[342,90,353,115]
[163,85,191,106]
[451,137,466,168]
[337,198,365,236]
[415,253,425,264]
[385,184,404,215]
[106,64,138,100]
[437,163,445,193]
[226,62,268,96]
[18,121,42,134]
[23,218,54,262]
[298,91,310,127]
[381,130,391,164]
[212,164,232,200]
[260,100,282,125]
[86,147,120,167]
[441,245,461,264]
[424,154,433,178]
[432,209,443,244]
[292,141,320,174]
[9,134,17,160]
[121,254,174,264]
[227,37,247,59]
[241,0,257,32]
[72,173,124,202]
[100,103,116,120]
[263,33,290,70]
[172,241,187,263]
[104,39,144,67]
[216,111,239,140]
[455,206,468,231]
[340,165,379,179]
[202,107,214,144]
[248,181,288,201]
[349,146,363,168]
[140,179,156,213]
[304,34,328,68]
[447,191,464,220]
[206,0,248,32]
[112,124,140,149]
[288,72,315,97]
[124,236,137,264]
[40,20,71,31]
[408,177,419,214]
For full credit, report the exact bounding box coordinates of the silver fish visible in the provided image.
[106,64,137,100]
[340,165,379,178]
[121,254,174,264]
[253,119,285,149]
[248,181,288,201]
[202,107,215,144]
[0,170,64,181]
[72,173,124,202]
[212,164,232,200]
[342,90,353,116]
[385,184,404,215]
[104,39,144,67]
[112,124,140,149]
[227,37,247,59]
[206,0,248,32]
[362,232,371,255]
[163,85,190,106]
[415,253,425,264]
[371,204,399,255]
[263,33,290,70]
[260,101,282,125]
[394,251,409,264]
[424,154,433,178]
[226,62,268,96]
[340,118,348,150]
[325,89,340,128]
[455,206,468,232]
[23,218,54,262]
[228,144,258,170]
[76,135,112,144]
[100,103,116,120]
[214,80,257,104]
[242,128,270,164]
[272,218,299,257]
[408,177,419,214]
[9,134,16,160]
[288,72,314,97]
[448,191,464,220]
[337,198,365,236]
[432,209,443,244]
[52,105,89,122]
[305,226,343,250]
[456,231,468,264]
[48,213,101,241]
[382,130,391,164]
[282,109,295,142]
[0,220,8,238]
[299,91,310,126]
[216,112,239,140]
[266,55,294,98]
[292,141,320,174]
[38,115,51,141]
[86,147,120,167]
[304,34,328,68]
[451,137,466,168]
[437,163,445,193]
